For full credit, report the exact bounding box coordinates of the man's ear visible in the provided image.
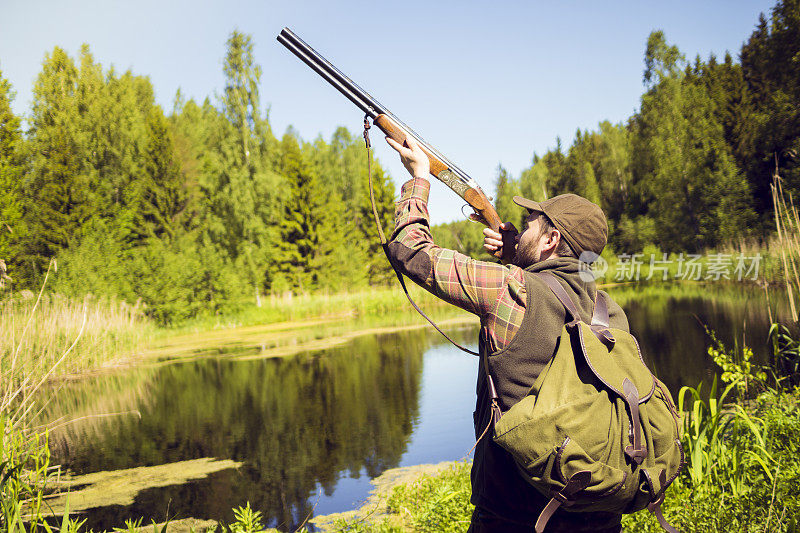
[543,229,561,253]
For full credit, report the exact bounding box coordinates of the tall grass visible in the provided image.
[678,377,774,497]
[1,261,87,531]
[1,291,154,381]
[770,156,800,322]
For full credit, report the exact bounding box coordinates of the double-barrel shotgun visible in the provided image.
[277,28,514,260]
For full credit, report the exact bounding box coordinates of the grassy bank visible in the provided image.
[165,284,457,333]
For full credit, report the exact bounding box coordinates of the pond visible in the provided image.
[40,282,792,530]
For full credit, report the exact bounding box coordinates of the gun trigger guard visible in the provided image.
[462,204,479,222]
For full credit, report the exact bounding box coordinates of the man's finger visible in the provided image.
[483,228,502,240]
[470,213,489,225]
[386,136,406,153]
[500,222,519,234]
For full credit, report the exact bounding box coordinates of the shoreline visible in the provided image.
[48,313,480,383]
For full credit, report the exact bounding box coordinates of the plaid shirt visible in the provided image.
[390,178,529,352]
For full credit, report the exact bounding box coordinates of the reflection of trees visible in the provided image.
[47,329,429,530]
[619,286,784,395]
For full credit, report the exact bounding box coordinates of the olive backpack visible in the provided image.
[488,272,684,532]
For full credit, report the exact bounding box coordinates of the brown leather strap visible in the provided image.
[646,470,681,533]
[623,378,647,465]
[482,351,503,425]
[650,502,680,533]
[536,273,614,350]
[590,293,616,349]
[534,470,592,533]
[591,292,610,327]
[535,272,581,327]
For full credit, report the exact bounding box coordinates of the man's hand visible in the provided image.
[386,135,430,179]
[483,222,518,262]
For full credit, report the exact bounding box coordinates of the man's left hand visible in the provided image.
[386,135,430,179]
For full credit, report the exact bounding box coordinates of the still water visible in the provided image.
[42,283,791,530]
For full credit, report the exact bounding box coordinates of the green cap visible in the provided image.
[512,193,608,260]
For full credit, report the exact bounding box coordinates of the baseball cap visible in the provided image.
[512,193,608,259]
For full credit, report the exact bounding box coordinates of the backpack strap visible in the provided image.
[591,293,616,349]
[535,272,615,349]
[535,272,581,327]
[534,470,592,533]
[645,470,681,533]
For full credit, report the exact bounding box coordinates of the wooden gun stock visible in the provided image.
[375,114,515,261]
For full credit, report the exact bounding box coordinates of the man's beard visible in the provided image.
[514,243,540,269]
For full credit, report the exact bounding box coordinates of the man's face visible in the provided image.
[513,213,547,268]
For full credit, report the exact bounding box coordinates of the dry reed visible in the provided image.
[1,271,154,405]
[770,154,800,322]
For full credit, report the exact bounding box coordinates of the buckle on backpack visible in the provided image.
[535,471,592,533]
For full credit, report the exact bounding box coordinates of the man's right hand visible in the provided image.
[483,222,518,262]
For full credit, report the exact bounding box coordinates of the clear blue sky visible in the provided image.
[0,0,776,223]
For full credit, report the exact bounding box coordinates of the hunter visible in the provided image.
[385,136,629,533]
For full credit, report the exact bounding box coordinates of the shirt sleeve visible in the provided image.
[386,177,512,317]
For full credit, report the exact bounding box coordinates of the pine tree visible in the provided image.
[635,31,754,251]
[275,133,336,292]
[594,121,633,224]
[581,161,602,207]
[0,69,25,281]
[207,30,282,303]
[24,47,88,279]
[740,0,800,205]
[138,105,188,240]
[519,156,550,205]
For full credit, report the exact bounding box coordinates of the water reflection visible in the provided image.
[607,283,792,395]
[45,329,442,530]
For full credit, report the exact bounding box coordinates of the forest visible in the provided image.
[0,0,798,324]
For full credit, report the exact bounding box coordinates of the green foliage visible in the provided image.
[385,462,473,533]
[678,377,775,497]
[769,323,800,387]
[705,325,766,396]
[623,387,800,532]
[328,520,401,533]
[1,419,50,529]
[634,31,756,252]
[496,3,800,254]
[2,33,398,324]
[0,69,25,272]
[275,133,337,291]
[430,219,487,261]
[228,502,264,533]
[493,164,520,226]
[2,1,798,325]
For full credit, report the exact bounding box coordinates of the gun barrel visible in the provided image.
[279,28,387,118]
[277,28,480,191]
[277,31,378,118]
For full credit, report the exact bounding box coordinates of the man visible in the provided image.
[385,136,629,533]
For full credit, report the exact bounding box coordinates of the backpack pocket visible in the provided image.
[494,390,632,511]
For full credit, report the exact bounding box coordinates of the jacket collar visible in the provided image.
[522,257,597,300]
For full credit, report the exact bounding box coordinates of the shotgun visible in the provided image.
[277,28,514,259]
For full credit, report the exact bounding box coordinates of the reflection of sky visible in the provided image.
[308,338,479,521]
[401,342,479,465]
